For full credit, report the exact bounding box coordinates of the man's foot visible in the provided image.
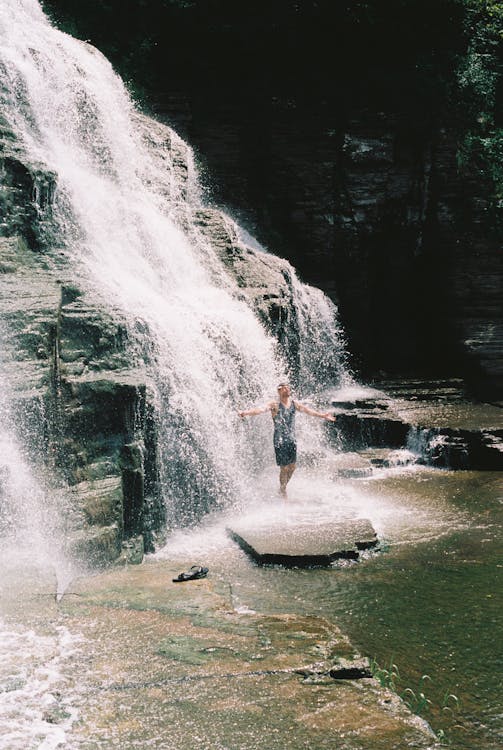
[279,486,287,499]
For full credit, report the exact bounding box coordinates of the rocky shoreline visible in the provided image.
[331,379,503,472]
[0,556,440,750]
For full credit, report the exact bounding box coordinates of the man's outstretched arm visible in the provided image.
[238,402,274,418]
[294,401,336,421]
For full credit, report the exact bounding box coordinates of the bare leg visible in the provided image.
[279,463,296,498]
[279,466,288,496]
[289,463,296,482]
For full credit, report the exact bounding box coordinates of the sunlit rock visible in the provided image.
[227,518,378,567]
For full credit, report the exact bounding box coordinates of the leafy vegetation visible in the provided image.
[369,655,400,691]
[457,1,503,211]
[370,656,461,744]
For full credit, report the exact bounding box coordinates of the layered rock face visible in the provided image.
[330,379,503,471]
[155,99,502,399]
[0,228,158,563]
[0,116,311,564]
[41,1,502,396]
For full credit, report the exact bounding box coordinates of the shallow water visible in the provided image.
[0,556,82,750]
[156,463,503,749]
[0,463,500,748]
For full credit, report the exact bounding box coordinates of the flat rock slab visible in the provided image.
[227,518,378,566]
[58,561,439,750]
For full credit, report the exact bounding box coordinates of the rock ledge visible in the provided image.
[227,518,378,567]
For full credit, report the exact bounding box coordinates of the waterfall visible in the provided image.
[0,324,76,600]
[0,0,350,535]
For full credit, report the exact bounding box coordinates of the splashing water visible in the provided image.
[0,349,76,597]
[0,618,81,750]
[0,0,350,528]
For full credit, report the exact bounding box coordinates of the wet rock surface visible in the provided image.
[0,232,162,564]
[227,518,378,567]
[52,560,440,750]
[193,206,303,371]
[331,379,503,471]
[0,120,311,563]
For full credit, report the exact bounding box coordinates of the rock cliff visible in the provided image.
[42,0,502,398]
[0,114,307,563]
[152,100,502,400]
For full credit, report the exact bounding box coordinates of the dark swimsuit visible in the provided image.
[273,401,297,466]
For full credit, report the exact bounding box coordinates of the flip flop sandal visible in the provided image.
[172,565,209,583]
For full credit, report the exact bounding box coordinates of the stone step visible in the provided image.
[227,518,378,567]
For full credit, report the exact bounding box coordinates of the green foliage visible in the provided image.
[467,0,503,36]
[369,656,400,690]
[370,657,460,742]
[459,129,503,202]
[456,1,503,209]
[401,674,434,716]
[442,692,460,713]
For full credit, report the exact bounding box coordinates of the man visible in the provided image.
[238,383,336,497]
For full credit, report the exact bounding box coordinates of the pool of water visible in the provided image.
[157,464,503,749]
[0,460,500,749]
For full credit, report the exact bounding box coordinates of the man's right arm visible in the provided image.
[238,402,274,418]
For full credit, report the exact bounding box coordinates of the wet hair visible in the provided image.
[277,382,290,389]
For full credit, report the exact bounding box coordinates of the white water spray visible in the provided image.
[0,0,349,528]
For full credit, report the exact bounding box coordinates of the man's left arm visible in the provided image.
[294,401,336,421]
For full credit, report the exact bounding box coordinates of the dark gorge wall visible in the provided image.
[43,0,503,397]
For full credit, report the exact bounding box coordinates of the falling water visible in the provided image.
[1,8,501,750]
[0,0,349,530]
[0,325,75,594]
